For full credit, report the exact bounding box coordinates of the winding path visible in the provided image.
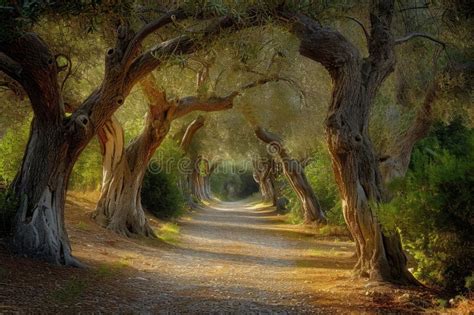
[119,200,368,313]
[3,196,425,313]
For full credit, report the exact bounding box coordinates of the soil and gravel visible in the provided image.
[1,192,471,314]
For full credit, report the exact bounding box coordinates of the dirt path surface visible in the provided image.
[0,194,447,314]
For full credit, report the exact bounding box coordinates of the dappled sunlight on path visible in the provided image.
[0,194,437,313]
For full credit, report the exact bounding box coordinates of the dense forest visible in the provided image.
[0,0,472,313]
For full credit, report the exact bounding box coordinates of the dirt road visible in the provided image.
[0,195,438,313]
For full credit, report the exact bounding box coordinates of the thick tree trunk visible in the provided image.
[2,33,92,266]
[201,159,212,200]
[288,1,418,283]
[12,119,82,266]
[93,73,240,235]
[92,75,176,237]
[92,115,167,237]
[283,159,324,224]
[1,11,249,263]
[254,127,325,224]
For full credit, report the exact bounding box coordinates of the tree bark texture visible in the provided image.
[253,158,277,205]
[93,74,239,236]
[0,10,244,264]
[190,156,211,201]
[287,0,418,283]
[179,116,205,203]
[254,127,326,224]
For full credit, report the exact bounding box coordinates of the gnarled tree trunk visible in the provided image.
[287,0,419,283]
[0,9,256,264]
[179,116,205,203]
[253,157,277,205]
[190,156,212,201]
[93,76,239,236]
[12,118,81,265]
[3,34,96,266]
[200,158,213,200]
[92,108,171,237]
[254,127,326,224]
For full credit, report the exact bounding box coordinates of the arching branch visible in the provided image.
[174,75,288,119]
[124,15,234,91]
[254,126,283,146]
[398,5,429,12]
[125,35,194,93]
[286,12,360,77]
[174,92,238,119]
[180,115,205,152]
[344,16,369,44]
[395,32,446,47]
[121,9,187,69]
[0,33,63,123]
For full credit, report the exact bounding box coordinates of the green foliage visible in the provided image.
[283,147,344,226]
[377,118,474,293]
[155,222,181,245]
[142,169,185,219]
[69,139,102,191]
[0,117,31,185]
[0,0,134,41]
[141,139,185,218]
[305,149,344,226]
[0,119,28,237]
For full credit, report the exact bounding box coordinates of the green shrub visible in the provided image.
[155,222,180,244]
[378,118,474,293]
[141,138,186,218]
[0,118,31,185]
[141,169,185,219]
[69,138,102,191]
[305,149,344,226]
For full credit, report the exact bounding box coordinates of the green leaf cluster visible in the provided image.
[377,117,474,293]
